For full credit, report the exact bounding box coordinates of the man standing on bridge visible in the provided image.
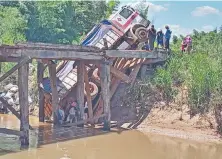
[148,25,157,51]
[164,25,172,51]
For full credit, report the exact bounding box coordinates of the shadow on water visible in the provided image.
[0,118,127,157]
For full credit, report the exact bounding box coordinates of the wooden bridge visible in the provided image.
[0,42,168,146]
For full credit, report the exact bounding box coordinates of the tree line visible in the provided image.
[0,1,120,45]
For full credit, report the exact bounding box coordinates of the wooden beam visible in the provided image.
[76,61,85,120]
[48,63,59,124]
[0,56,31,83]
[100,60,111,130]
[0,97,33,130]
[0,49,103,60]
[129,64,142,84]
[84,66,93,123]
[0,56,20,62]
[16,42,101,52]
[37,62,45,122]
[106,50,159,58]
[110,66,131,83]
[18,61,29,147]
[0,97,21,120]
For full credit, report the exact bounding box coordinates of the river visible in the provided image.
[0,114,222,159]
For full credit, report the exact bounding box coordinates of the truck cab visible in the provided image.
[82,5,150,50]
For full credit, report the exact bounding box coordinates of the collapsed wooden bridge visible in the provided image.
[0,42,168,146]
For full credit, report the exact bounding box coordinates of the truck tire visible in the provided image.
[135,27,148,42]
[84,82,98,100]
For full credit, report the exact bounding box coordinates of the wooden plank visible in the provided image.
[0,56,31,83]
[18,61,29,147]
[48,63,59,124]
[106,50,159,58]
[76,61,85,120]
[37,62,45,122]
[84,66,93,123]
[100,60,111,130]
[110,66,131,83]
[16,42,101,52]
[0,48,103,60]
[0,56,20,62]
[143,58,165,65]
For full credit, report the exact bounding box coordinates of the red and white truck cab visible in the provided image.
[82,5,150,50]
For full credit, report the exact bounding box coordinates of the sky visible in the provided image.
[119,1,222,36]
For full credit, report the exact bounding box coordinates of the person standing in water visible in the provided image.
[148,25,157,50]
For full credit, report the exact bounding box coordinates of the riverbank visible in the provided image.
[119,102,222,144]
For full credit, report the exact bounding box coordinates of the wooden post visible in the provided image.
[37,62,45,122]
[100,60,111,131]
[84,66,94,123]
[18,61,29,147]
[77,60,85,121]
[48,62,59,124]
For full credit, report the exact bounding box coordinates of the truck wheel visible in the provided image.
[84,82,98,100]
[135,27,148,42]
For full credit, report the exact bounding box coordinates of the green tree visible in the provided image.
[0,6,26,45]
[105,0,120,18]
[172,35,178,44]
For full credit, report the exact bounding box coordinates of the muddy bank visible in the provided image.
[111,81,222,143]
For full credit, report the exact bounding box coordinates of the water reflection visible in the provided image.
[0,115,222,159]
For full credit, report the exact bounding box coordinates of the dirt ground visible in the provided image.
[137,103,222,143]
[110,82,222,143]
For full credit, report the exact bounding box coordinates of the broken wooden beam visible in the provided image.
[0,56,31,83]
[0,97,33,130]
[110,66,131,83]
[48,63,59,124]
[18,61,29,147]
[129,64,143,84]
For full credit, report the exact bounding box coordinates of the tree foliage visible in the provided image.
[153,29,222,115]
[0,6,26,44]
[0,0,120,44]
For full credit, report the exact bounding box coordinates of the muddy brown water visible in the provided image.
[0,114,222,159]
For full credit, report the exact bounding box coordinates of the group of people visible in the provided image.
[57,97,89,125]
[142,25,172,51]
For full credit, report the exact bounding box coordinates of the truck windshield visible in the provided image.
[119,8,133,19]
